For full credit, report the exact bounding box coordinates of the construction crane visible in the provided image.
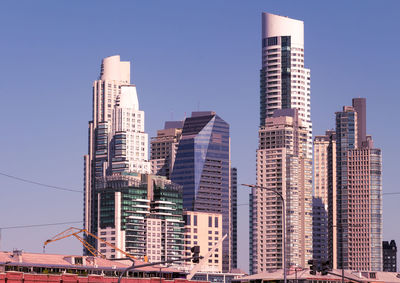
[43,227,140,262]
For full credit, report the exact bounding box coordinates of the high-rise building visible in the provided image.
[330,98,382,271]
[260,12,312,158]
[96,173,184,261]
[171,111,232,272]
[250,109,313,273]
[383,240,397,272]
[313,131,335,265]
[84,55,151,252]
[150,121,184,179]
[230,167,238,270]
[251,12,313,274]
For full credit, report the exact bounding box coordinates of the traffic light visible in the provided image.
[308,259,317,275]
[191,246,200,263]
[320,260,330,275]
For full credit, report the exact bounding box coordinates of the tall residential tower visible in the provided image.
[331,98,382,271]
[84,55,151,253]
[250,13,313,274]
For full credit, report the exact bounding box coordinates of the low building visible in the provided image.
[383,240,397,272]
[183,211,223,273]
[235,268,400,283]
[0,250,185,280]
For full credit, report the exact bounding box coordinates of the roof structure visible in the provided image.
[236,268,400,283]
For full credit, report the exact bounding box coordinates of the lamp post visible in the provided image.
[242,184,287,283]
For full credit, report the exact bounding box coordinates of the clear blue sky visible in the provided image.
[1,0,399,272]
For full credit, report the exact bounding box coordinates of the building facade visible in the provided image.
[312,131,335,265]
[84,55,150,254]
[312,197,328,264]
[250,109,313,273]
[251,12,313,274]
[230,167,238,270]
[171,111,232,272]
[330,98,382,271]
[383,240,397,272]
[150,121,184,179]
[96,173,184,262]
[183,211,223,272]
[260,12,312,158]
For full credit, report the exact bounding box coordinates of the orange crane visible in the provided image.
[43,227,141,262]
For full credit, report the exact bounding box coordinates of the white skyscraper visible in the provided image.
[250,13,313,274]
[259,12,312,158]
[84,55,150,253]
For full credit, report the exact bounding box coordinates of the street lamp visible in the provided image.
[242,184,287,283]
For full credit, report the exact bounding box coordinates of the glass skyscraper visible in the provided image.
[171,111,233,272]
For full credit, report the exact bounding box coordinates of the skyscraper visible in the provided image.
[329,98,382,271]
[171,111,233,272]
[260,12,312,158]
[84,55,150,252]
[250,109,313,273]
[251,12,313,274]
[312,131,335,264]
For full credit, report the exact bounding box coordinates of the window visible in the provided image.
[185,214,191,225]
[194,215,197,226]
[215,217,218,228]
[208,216,212,227]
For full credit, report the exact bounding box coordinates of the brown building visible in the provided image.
[150,121,184,179]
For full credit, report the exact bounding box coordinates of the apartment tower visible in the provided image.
[84,55,151,253]
[312,131,335,264]
[250,109,313,273]
[259,12,312,158]
[250,12,313,274]
[331,98,382,271]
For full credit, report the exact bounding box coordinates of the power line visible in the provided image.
[237,192,400,208]
[1,221,83,230]
[0,171,82,193]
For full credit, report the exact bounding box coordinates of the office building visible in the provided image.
[150,121,184,179]
[96,173,184,262]
[183,211,223,272]
[383,240,397,272]
[250,109,313,273]
[331,98,382,271]
[84,55,150,252]
[171,111,232,272]
[260,12,312,158]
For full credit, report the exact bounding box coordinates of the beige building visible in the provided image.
[313,131,336,266]
[183,211,223,272]
[150,121,183,179]
[250,109,312,273]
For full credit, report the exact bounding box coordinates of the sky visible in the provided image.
[0,0,399,273]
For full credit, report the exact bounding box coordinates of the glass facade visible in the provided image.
[171,112,231,271]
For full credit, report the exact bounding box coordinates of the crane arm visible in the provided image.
[82,229,139,261]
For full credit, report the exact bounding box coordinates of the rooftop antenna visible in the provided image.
[197,101,200,111]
